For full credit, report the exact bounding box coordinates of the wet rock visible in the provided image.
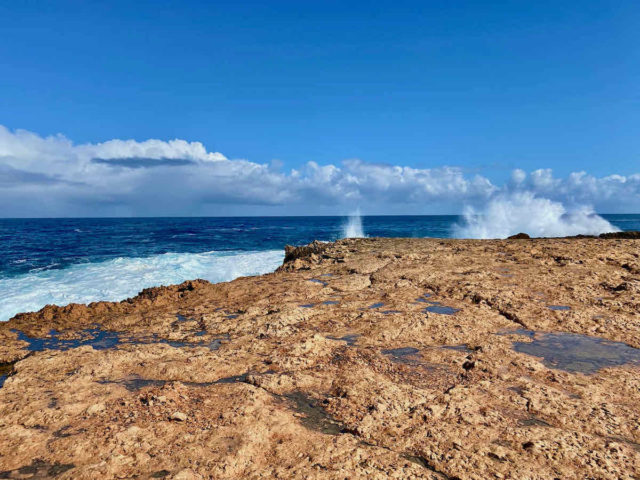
[282,241,329,264]
[599,231,640,239]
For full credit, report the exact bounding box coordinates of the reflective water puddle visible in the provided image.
[506,329,640,374]
[299,304,315,308]
[548,305,571,311]
[368,302,384,309]
[415,294,433,303]
[308,278,328,286]
[326,334,359,346]
[13,328,226,353]
[424,304,460,315]
[382,347,422,365]
[14,328,120,351]
[0,362,14,388]
[440,344,472,353]
[322,300,339,305]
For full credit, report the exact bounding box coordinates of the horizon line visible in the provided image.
[0,213,636,220]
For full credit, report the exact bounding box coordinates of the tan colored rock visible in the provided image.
[169,411,187,421]
[172,468,202,479]
[86,403,105,415]
[1,237,640,479]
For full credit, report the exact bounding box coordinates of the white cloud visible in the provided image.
[0,125,639,217]
[505,167,640,209]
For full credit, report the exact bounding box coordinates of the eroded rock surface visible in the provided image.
[1,237,640,479]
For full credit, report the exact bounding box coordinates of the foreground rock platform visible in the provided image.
[1,237,640,479]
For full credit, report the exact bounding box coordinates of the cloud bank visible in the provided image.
[1,125,639,218]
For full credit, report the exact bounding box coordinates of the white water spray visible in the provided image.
[342,210,365,238]
[0,250,284,322]
[453,193,619,239]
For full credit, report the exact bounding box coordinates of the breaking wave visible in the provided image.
[0,250,283,322]
[453,193,619,239]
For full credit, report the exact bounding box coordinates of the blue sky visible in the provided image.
[0,1,639,216]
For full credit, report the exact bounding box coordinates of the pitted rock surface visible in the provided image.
[1,237,640,479]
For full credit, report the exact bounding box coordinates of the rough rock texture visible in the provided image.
[1,237,640,479]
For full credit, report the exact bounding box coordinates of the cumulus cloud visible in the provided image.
[502,168,640,210]
[91,157,197,168]
[0,124,639,217]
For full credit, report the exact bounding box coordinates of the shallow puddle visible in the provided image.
[368,302,384,309]
[15,328,120,351]
[215,373,249,384]
[382,347,421,365]
[507,329,640,374]
[284,391,346,436]
[0,362,14,388]
[518,415,552,428]
[308,278,328,286]
[114,377,168,391]
[13,328,226,353]
[151,470,172,478]
[424,305,460,315]
[548,305,571,311]
[299,304,314,308]
[322,300,339,305]
[415,294,433,303]
[440,344,472,353]
[326,334,359,346]
[381,309,401,314]
[98,372,249,391]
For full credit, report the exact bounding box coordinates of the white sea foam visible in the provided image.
[342,210,365,238]
[0,250,284,322]
[453,193,619,239]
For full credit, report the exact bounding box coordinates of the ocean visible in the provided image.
[1,214,639,322]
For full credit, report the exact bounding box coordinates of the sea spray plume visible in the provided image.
[342,210,365,238]
[453,192,619,239]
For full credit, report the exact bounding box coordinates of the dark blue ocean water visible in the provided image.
[0,214,638,322]
[0,216,459,278]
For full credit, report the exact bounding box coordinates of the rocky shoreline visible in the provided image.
[1,237,640,479]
